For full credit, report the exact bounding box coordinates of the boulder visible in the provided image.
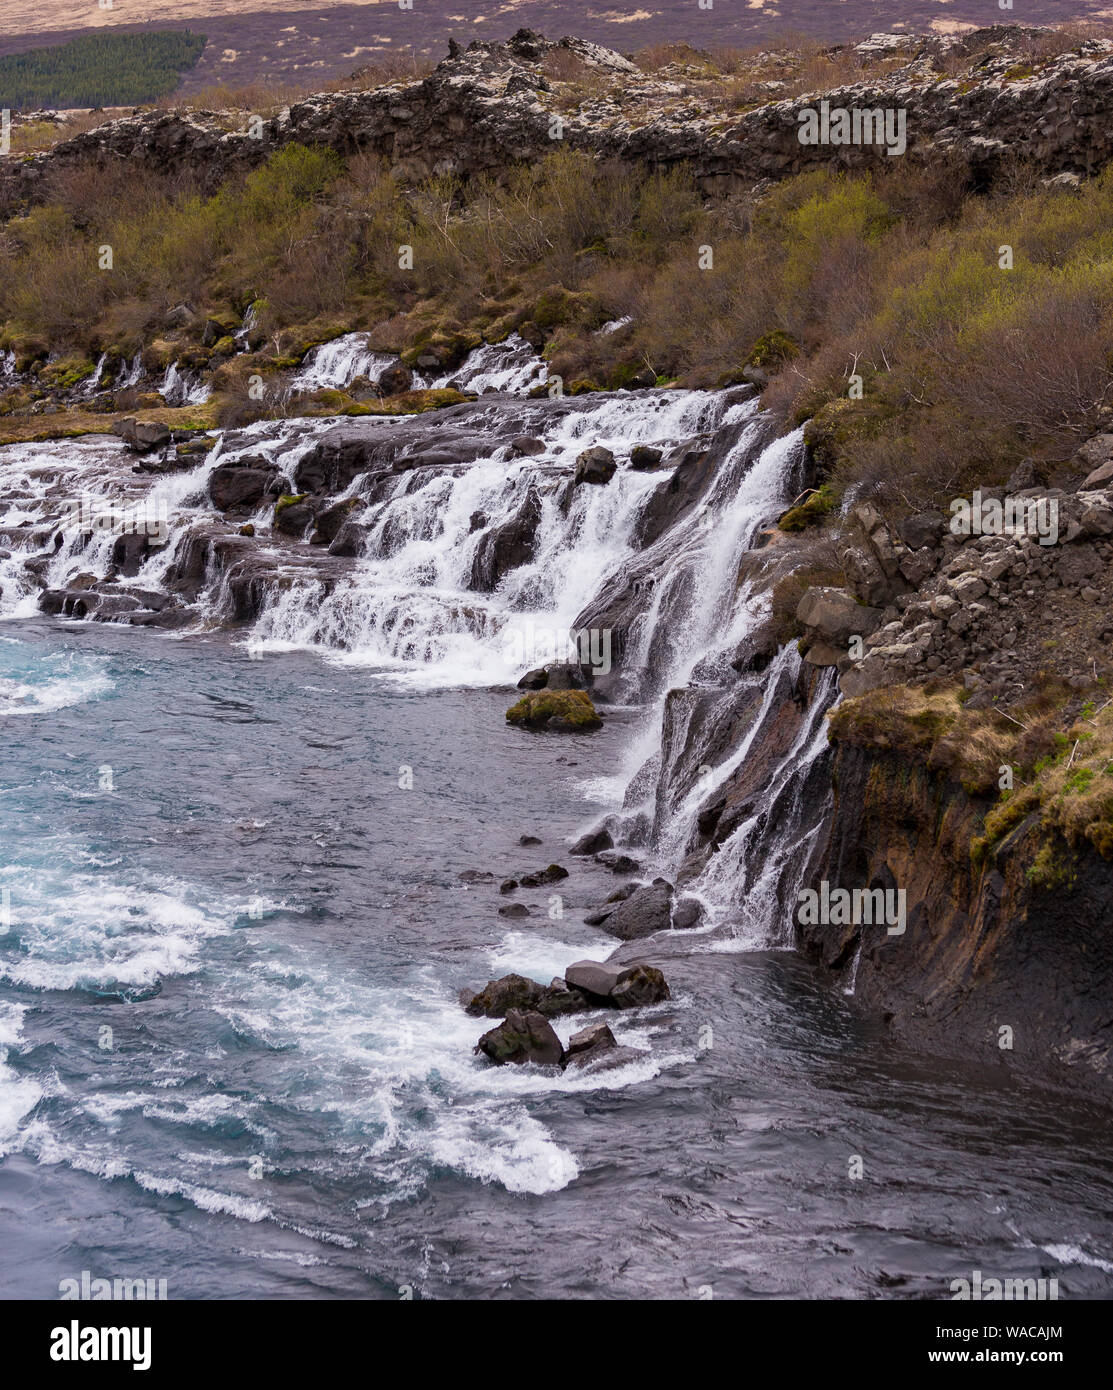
[629,445,663,470]
[112,417,171,454]
[797,586,883,646]
[543,662,583,691]
[518,864,568,887]
[310,498,360,546]
[498,903,530,918]
[673,895,705,930]
[564,959,624,999]
[463,973,545,1017]
[328,520,367,557]
[516,667,548,689]
[1077,434,1113,488]
[274,497,316,537]
[571,826,612,855]
[600,878,674,940]
[574,446,616,486]
[899,512,945,550]
[510,435,546,457]
[562,1022,617,1068]
[505,689,602,729]
[208,463,276,512]
[376,361,413,395]
[562,958,670,1009]
[610,964,670,1010]
[474,1008,563,1066]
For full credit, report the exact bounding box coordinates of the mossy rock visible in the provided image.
[176,434,217,457]
[747,330,800,369]
[274,493,307,516]
[568,378,602,397]
[400,328,481,371]
[360,388,473,416]
[10,335,49,372]
[506,689,603,730]
[778,485,835,532]
[210,335,237,358]
[39,356,96,391]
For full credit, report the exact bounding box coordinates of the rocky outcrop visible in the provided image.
[8,27,1113,212]
[800,740,1113,1091]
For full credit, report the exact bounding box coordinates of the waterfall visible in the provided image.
[0,375,838,948]
[159,362,210,407]
[291,335,397,392]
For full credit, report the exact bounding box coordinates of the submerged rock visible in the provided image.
[518,863,568,887]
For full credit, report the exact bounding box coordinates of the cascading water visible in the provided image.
[2,335,1111,1300]
[291,334,398,392]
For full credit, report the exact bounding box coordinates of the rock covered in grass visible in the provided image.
[505,688,602,729]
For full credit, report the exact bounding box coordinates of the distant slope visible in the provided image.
[0,31,206,110]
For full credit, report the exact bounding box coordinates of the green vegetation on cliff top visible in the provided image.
[2,138,1111,502]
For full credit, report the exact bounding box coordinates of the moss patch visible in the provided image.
[506,689,603,730]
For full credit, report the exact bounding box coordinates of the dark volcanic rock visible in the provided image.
[673,895,705,930]
[470,486,542,591]
[475,1008,563,1066]
[574,446,616,486]
[629,445,663,470]
[562,1022,617,1068]
[563,959,624,999]
[518,863,568,887]
[376,361,413,395]
[112,417,171,454]
[571,826,612,855]
[600,878,674,940]
[610,964,670,1009]
[463,973,545,1017]
[208,463,277,512]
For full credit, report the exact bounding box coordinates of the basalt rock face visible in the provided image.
[6,27,1113,211]
[800,742,1113,1093]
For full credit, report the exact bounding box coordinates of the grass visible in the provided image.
[833,680,1113,881]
